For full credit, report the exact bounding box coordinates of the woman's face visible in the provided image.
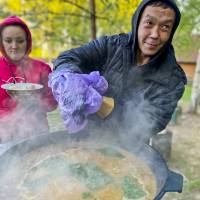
[1,25,27,63]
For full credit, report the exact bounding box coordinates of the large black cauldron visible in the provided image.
[0,131,183,200]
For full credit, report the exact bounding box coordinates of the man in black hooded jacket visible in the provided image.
[49,0,187,143]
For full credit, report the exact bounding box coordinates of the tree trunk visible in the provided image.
[89,0,96,40]
[189,49,200,113]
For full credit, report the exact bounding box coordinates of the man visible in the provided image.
[49,0,186,143]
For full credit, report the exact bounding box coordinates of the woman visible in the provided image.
[0,16,57,142]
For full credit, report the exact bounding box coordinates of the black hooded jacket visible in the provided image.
[53,0,187,138]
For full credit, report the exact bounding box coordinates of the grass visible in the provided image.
[184,179,200,192]
[47,108,66,133]
[181,84,192,102]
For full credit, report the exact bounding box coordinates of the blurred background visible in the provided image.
[0,0,199,65]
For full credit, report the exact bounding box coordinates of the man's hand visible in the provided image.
[48,71,108,133]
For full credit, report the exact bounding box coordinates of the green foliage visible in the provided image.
[181,84,192,102]
[0,0,199,62]
[96,0,141,35]
[173,0,200,57]
[0,0,141,61]
[184,179,200,192]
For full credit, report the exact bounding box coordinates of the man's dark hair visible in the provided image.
[147,0,176,10]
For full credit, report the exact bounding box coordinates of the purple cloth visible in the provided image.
[48,70,108,133]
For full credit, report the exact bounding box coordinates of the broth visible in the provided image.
[0,143,157,200]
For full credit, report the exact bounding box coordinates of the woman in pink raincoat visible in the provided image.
[0,16,57,142]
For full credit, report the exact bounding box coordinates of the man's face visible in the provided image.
[1,25,27,63]
[137,5,175,59]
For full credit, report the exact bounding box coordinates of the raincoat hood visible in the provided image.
[0,16,32,58]
[129,0,181,62]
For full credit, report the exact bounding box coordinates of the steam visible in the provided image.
[0,156,23,200]
[0,66,165,199]
[81,92,157,152]
[0,94,48,143]
[0,56,51,143]
[119,96,155,148]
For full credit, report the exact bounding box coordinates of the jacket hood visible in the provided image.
[0,16,32,58]
[129,0,181,63]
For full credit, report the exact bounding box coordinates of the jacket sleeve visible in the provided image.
[143,69,186,135]
[40,64,58,112]
[53,36,108,74]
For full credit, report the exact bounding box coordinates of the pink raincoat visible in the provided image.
[0,16,57,142]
